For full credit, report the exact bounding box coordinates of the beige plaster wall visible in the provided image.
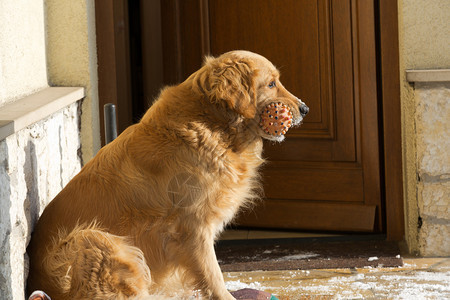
[398,0,450,254]
[0,0,48,105]
[400,0,450,69]
[46,0,100,162]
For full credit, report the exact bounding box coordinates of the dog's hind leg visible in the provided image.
[43,224,152,299]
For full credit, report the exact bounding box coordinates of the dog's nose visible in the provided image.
[299,103,309,116]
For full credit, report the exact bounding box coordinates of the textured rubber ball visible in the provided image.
[259,103,293,136]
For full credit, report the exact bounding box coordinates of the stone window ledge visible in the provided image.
[406,69,450,83]
[0,87,84,140]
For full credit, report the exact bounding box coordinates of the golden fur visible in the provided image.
[27,51,307,299]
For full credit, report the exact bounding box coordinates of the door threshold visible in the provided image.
[218,229,387,246]
[219,229,344,241]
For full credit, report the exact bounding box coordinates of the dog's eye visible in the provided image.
[268,81,276,89]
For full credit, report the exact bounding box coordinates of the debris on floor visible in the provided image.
[216,237,403,272]
[224,258,450,299]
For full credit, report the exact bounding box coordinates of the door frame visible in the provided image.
[377,0,404,241]
[94,0,404,241]
[95,0,134,145]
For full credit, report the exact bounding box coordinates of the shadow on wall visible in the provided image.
[24,140,40,287]
[0,139,12,298]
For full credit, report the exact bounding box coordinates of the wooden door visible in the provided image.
[139,0,383,232]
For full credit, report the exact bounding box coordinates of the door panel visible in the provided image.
[262,162,364,202]
[150,0,383,232]
[242,201,377,232]
[209,0,329,138]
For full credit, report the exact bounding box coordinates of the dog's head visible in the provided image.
[193,50,308,142]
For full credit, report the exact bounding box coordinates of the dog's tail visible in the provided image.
[42,223,152,299]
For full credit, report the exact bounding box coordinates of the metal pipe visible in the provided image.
[104,103,117,144]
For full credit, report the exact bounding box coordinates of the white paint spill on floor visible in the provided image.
[276,253,320,261]
[224,258,450,299]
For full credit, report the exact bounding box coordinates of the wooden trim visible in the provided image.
[352,0,382,230]
[330,0,357,162]
[95,0,133,145]
[378,0,405,241]
[95,0,116,145]
[112,1,133,132]
[140,0,164,109]
[161,0,184,84]
[199,0,210,56]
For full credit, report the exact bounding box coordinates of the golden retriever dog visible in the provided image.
[27,50,308,299]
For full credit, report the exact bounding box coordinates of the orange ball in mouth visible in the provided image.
[259,103,293,136]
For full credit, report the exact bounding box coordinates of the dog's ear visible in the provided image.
[205,57,258,119]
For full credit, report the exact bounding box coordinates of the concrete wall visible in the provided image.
[0,0,48,104]
[46,0,100,162]
[398,0,450,255]
[0,0,98,298]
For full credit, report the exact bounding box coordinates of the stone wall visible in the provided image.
[398,0,450,254]
[415,82,450,256]
[0,102,81,299]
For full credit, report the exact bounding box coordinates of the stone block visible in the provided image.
[0,102,80,299]
[418,181,450,220]
[415,82,450,176]
[419,222,450,257]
